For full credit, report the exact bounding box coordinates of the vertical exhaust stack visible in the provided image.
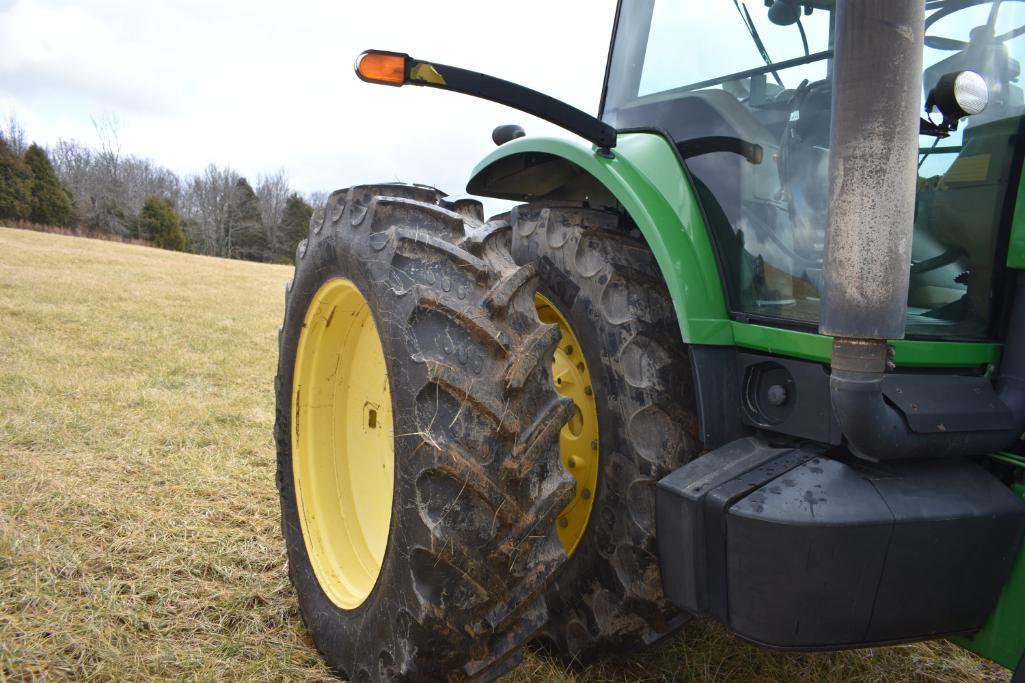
[820,0,925,345]
[822,2,926,460]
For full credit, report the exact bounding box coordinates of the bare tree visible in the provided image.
[92,115,132,232]
[50,134,179,235]
[51,138,96,223]
[91,113,123,179]
[256,170,289,226]
[181,164,241,257]
[307,190,329,210]
[256,169,290,252]
[19,110,320,261]
[2,113,27,155]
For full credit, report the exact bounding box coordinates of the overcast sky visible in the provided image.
[0,0,617,214]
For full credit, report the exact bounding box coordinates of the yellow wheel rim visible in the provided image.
[535,293,599,557]
[291,278,394,609]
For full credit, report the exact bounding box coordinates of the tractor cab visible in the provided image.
[602,0,1025,341]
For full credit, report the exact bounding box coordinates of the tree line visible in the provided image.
[0,116,318,263]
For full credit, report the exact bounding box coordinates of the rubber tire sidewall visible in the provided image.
[512,205,701,661]
[278,233,423,682]
[534,275,665,653]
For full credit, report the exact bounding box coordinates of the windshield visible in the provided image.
[603,0,1025,341]
[635,3,832,97]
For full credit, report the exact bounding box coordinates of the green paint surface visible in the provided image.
[1009,169,1025,269]
[730,322,1000,367]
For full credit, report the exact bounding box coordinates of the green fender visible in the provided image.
[468,132,733,345]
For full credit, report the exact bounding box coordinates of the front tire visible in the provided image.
[274,185,574,681]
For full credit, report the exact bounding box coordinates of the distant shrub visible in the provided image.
[24,144,74,227]
[139,197,188,251]
[226,178,267,261]
[276,193,313,260]
[0,138,32,221]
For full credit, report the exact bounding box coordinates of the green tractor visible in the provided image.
[274,1,1025,679]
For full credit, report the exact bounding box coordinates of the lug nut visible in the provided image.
[559,517,569,528]
[581,488,592,500]
[584,386,593,396]
[591,439,598,450]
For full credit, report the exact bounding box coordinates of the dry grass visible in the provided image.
[0,226,1007,682]
[4,220,153,247]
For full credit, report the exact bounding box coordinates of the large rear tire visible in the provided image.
[510,203,702,664]
[274,185,574,681]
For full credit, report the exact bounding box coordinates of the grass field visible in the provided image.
[0,226,1007,682]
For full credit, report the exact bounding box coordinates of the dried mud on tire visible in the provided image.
[275,185,574,681]
[511,203,702,665]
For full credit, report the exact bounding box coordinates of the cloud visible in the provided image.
[0,0,178,113]
[0,0,617,215]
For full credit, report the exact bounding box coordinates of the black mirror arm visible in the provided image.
[405,58,618,151]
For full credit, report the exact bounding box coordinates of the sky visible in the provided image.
[0,0,617,215]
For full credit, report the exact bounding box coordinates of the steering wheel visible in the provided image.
[925,0,1025,50]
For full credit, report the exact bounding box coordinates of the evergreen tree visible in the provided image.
[0,138,32,221]
[139,196,187,251]
[24,143,74,226]
[276,193,314,261]
[225,177,268,261]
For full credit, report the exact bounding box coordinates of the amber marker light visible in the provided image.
[355,50,408,86]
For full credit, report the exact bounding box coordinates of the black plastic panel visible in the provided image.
[655,437,791,614]
[881,374,1015,433]
[726,457,890,645]
[736,352,841,444]
[657,437,1025,649]
[689,346,750,450]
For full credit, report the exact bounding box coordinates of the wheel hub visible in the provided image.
[535,293,600,557]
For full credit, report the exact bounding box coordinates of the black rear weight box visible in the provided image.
[656,437,1025,648]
